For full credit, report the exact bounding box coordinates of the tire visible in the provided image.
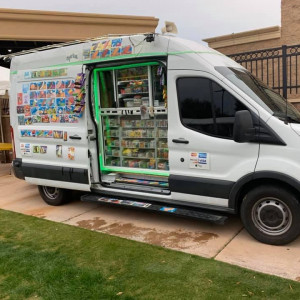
[38,185,69,206]
[240,185,300,245]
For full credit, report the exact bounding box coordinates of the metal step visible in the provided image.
[81,194,228,225]
[115,177,169,187]
[105,182,170,194]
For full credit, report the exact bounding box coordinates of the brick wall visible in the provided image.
[281,0,300,45]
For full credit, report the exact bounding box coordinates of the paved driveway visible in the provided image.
[1,164,300,281]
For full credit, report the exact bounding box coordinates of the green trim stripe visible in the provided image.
[20,50,224,70]
[94,61,159,72]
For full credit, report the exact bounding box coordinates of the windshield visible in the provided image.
[215,66,300,123]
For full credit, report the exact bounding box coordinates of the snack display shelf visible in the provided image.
[104,135,119,138]
[121,127,155,129]
[118,79,148,85]
[118,75,148,81]
[123,156,154,160]
[118,92,148,96]
[121,147,155,149]
[101,114,169,171]
[99,107,167,116]
[121,137,155,139]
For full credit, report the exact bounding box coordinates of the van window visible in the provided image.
[215,66,300,123]
[177,77,247,139]
[177,78,215,135]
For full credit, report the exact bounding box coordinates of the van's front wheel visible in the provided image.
[38,185,69,206]
[241,185,300,245]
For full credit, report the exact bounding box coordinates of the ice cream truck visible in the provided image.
[6,31,300,245]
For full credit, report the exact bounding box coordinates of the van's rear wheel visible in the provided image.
[38,185,69,206]
[241,185,300,245]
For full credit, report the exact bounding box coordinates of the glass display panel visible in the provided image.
[97,63,169,173]
[99,71,116,108]
[117,66,149,108]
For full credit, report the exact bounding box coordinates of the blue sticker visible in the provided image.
[22,83,30,94]
[24,71,31,79]
[112,38,122,47]
[160,207,177,213]
[30,107,38,115]
[198,153,207,159]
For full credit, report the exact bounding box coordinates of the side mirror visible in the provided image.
[233,110,255,143]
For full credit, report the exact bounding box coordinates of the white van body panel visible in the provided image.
[11,62,91,190]
[167,69,260,182]
[171,192,229,207]
[25,177,91,191]
[255,117,300,182]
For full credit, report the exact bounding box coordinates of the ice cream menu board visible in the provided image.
[17,72,86,129]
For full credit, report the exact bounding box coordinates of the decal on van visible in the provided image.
[16,72,86,128]
[160,207,177,213]
[20,143,32,157]
[56,145,62,158]
[40,146,47,154]
[68,147,75,160]
[189,152,210,170]
[24,68,68,79]
[87,38,133,61]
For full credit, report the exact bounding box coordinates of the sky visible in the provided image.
[0,0,281,44]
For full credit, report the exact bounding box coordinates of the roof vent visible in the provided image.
[161,21,178,35]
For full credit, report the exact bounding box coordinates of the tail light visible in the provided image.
[10,126,16,159]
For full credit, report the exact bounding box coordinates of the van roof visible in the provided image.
[6,33,241,72]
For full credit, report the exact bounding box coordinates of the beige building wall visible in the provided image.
[0,8,159,160]
[204,26,282,55]
[0,8,159,42]
[203,0,300,106]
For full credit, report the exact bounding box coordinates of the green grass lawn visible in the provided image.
[0,209,299,299]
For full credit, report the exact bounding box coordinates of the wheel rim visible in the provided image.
[252,197,292,236]
[42,186,59,200]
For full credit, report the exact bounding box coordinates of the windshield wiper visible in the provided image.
[286,116,300,124]
[274,113,300,124]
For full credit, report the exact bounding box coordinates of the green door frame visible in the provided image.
[93,62,169,177]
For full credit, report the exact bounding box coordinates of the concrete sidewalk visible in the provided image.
[0,165,300,281]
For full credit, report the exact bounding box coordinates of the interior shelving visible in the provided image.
[102,114,168,171]
[96,63,169,174]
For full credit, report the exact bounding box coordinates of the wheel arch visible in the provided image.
[229,171,300,212]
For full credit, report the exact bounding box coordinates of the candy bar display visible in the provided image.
[102,114,169,171]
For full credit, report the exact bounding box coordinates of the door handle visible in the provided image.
[172,138,189,144]
[69,135,82,140]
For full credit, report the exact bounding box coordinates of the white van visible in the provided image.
[7,33,300,245]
